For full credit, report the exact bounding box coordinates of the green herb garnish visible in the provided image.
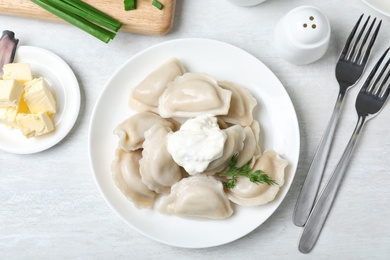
[124,0,164,11]
[124,0,136,10]
[152,0,164,10]
[220,154,278,189]
[31,0,122,43]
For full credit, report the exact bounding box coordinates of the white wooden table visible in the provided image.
[1,0,389,258]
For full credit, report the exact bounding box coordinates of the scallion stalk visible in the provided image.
[31,0,121,43]
[61,0,122,31]
[152,0,163,10]
[124,0,136,11]
[43,0,119,32]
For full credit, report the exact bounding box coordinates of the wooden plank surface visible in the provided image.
[0,0,176,35]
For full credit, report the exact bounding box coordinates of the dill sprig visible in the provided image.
[220,154,278,189]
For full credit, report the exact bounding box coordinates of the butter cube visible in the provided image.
[0,106,18,127]
[16,112,54,138]
[0,79,23,108]
[2,63,33,83]
[24,77,56,115]
[17,94,30,114]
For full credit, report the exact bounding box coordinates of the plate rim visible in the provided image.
[88,38,300,248]
[362,0,390,16]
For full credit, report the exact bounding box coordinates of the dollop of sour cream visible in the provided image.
[167,114,227,175]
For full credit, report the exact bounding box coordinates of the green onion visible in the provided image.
[124,0,164,11]
[31,0,122,43]
[61,0,122,31]
[152,0,164,10]
[45,0,120,32]
[124,0,136,11]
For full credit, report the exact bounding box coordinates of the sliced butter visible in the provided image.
[24,77,56,115]
[17,93,30,114]
[2,63,33,83]
[0,79,23,108]
[16,112,54,138]
[0,106,18,127]
[0,63,58,138]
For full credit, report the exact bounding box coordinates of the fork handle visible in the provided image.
[293,92,345,227]
[298,116,366,253]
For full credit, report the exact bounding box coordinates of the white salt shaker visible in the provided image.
[274,5,331,65]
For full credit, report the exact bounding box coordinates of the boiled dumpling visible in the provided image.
[217,117,229,129]
[113,112,177,152]
[250,120,261,155]
[129,58,186,113]
[205,125,245,174]
[111,149,156,209]
[218,81,257,126]
[158,73,232,118]
[156,175,233,219]
[236,120,262,167]
[226,150,288,206]
[140,124,183,194]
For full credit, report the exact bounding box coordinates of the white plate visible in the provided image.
[362,0,390,17]
[0,46,80,154]
[88,38,300,248]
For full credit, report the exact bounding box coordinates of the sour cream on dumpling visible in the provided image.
[167,114,226,175]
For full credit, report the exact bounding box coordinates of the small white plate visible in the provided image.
[89,38,300,248]
[0,46,80,154]
[362,0,390,17]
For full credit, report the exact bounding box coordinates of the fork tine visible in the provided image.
[378,58,390,99]
[355,17,377,62]
[348,16,370,61]
[371,56,390,95]
[360,19,382,64]
[340,14,364,59]
[360,47,390,93]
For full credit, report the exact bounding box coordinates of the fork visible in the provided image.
[298,47,390,253]
[293,14,382,227]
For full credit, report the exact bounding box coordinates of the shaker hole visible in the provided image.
[312,24,316,29]
[303,23,308,28]
[309,16,314,21]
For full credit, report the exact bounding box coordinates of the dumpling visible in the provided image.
[111,149,156,209]
[218,81,257,126]
[113,112,177,152]
[236,120,262,167]
[226,150,288,206]
[205,125,245,174]
[156,175,233,219]
[250,119,261,155]
[129,58,186,113]
[158,73,232,118]
[140,124,183,194]
[217,117,229,129]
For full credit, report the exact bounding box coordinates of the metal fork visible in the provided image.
[298,47,390,253]
[293,14,382,227]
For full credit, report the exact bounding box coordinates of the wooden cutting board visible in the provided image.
[0,0,176,35]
